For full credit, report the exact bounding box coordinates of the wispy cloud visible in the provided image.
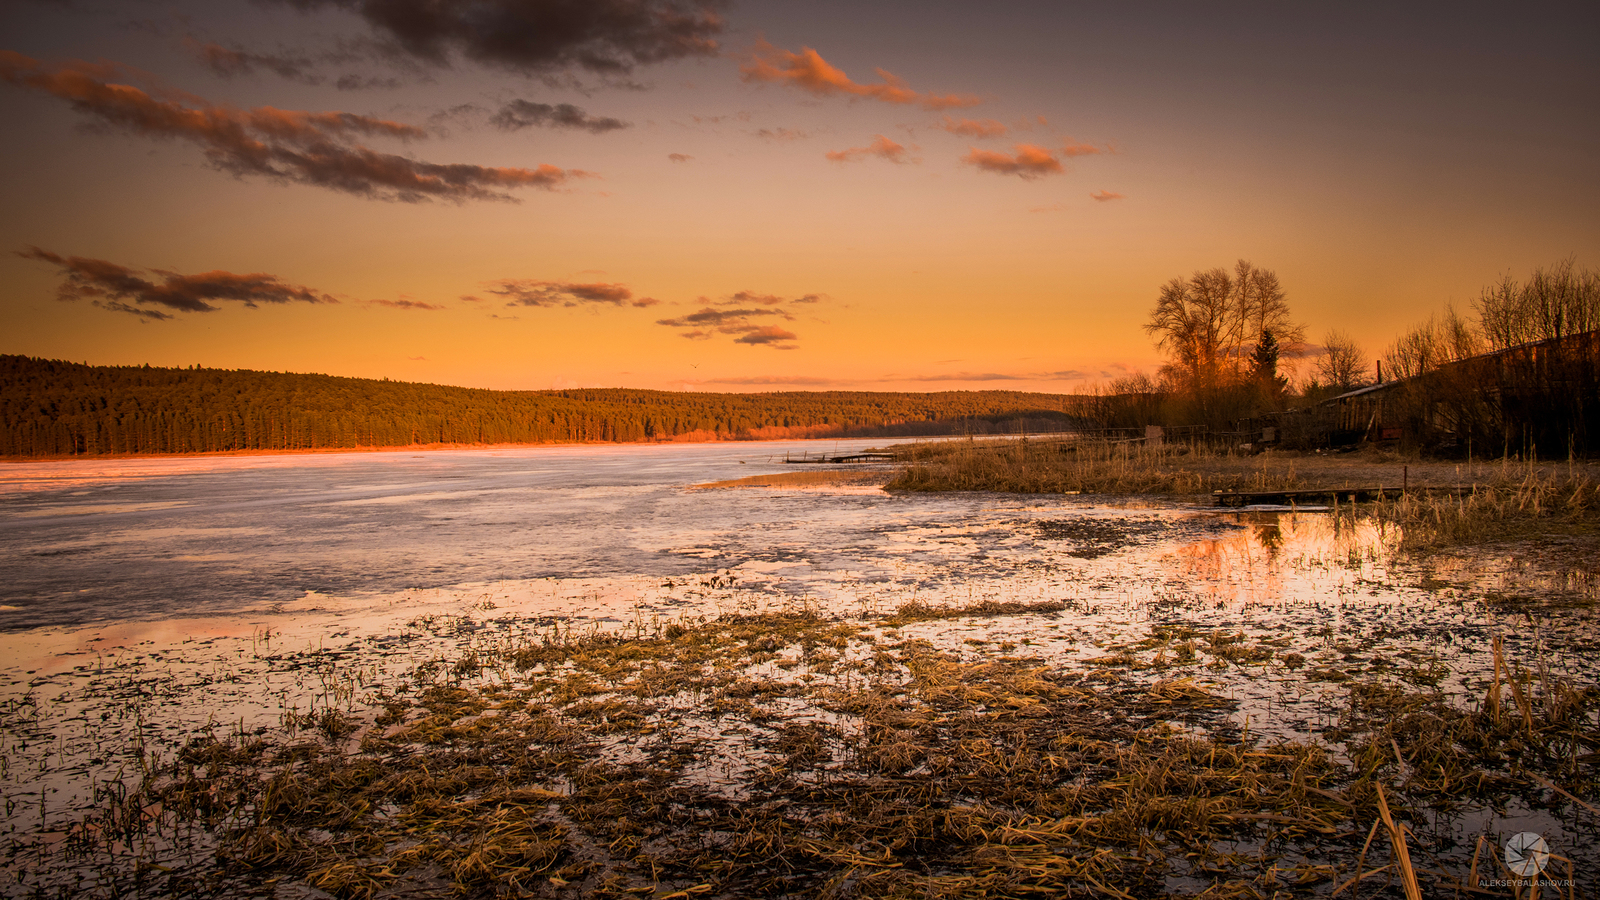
[656,290,822,349]
[722,291,820,306]
[740,39,978,110]
[960,144,1063,179]
[657,306,790,328]
[753,126,807,141]
[1090,190,1124,202]
[1061,139,1103,157]
[894,370,1085,383]
[263,0,726,75]
[939,115,1006,138]
[18,246,337,320]
[698,375,840,385]
[0,51,591,202]
[369,298,445,310]
[667,152,692,162]
[186,36,408,90]
[189,39,321,84]
[490,100,629,133]
[825,134,911,164]
[690,111,752,126]
[488,280,659,308]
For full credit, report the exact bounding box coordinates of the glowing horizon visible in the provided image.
[1,1,1595,393]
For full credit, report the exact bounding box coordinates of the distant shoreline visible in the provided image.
[0,434,884,465]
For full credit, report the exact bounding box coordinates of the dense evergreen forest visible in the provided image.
[0,356,1091,457]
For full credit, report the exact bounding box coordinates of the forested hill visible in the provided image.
[0,356,1090,457]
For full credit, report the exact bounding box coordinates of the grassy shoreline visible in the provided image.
[10,604,1597,899]
[885,439,1600,550]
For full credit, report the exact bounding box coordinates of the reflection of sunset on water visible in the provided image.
[1167,511,1399,610]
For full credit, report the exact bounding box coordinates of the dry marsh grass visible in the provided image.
[1374,469,1600,550]
[889,438,1600,551]
[885,439,1309,496]
[692,470,889,490]
[14,609,1598,899]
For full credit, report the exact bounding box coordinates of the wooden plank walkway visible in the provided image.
[783,452,897,464]
[1211,486,1473,507]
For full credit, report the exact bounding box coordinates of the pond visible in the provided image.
[1,441,1594,896]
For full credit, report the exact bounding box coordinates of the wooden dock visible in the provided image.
[1211,486,1472,507]
[783,451,897,464]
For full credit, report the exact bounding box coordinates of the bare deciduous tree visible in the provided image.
[1383,306,1481,380]
[1476,258,1600,350]
[1145,260,1303,390]
[1313,330,1369,394]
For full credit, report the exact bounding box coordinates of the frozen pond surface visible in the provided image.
[1,439,1593,735]
[2,441,1597,892]
[2,441,934,629]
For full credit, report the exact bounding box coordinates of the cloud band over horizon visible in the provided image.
[18,246,338,320]
[0,51,591,202]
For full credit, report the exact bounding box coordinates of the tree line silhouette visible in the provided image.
[0,356,1089,457]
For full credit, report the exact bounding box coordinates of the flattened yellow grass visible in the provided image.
[692,469,889,490]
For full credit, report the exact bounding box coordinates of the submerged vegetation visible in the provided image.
[6,603,1598,899]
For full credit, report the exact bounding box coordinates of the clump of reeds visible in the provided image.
[880,598,1067,626]
[885,437,1304,496]
[1377,468,1600,549]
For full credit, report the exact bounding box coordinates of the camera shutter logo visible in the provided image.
[1504,832,1549,877]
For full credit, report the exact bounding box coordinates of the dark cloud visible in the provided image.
[490,100,628,133]
[733,325,797,347]
[1090,190,1124,202]
[667,152,691,162]
[701,375,839,385]
[266,0,726,75]
[656,291,821,349]
[655,307,787,329]
[722,291,820,306]
[905,372,1026,382]
[369,298,445,310]
[186,36,412,90]
[18,246,337,318]
[101,302,175,321]
[722,292,781,306]
[0,51,589,202]
[191,40,321,84]
[896,370,1086,382]
[488,280,658,307]
[334,72,404,90]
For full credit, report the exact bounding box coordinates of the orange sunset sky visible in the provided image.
[1,1,1596,393]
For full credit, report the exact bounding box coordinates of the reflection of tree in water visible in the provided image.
[1254,523,1283,557]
